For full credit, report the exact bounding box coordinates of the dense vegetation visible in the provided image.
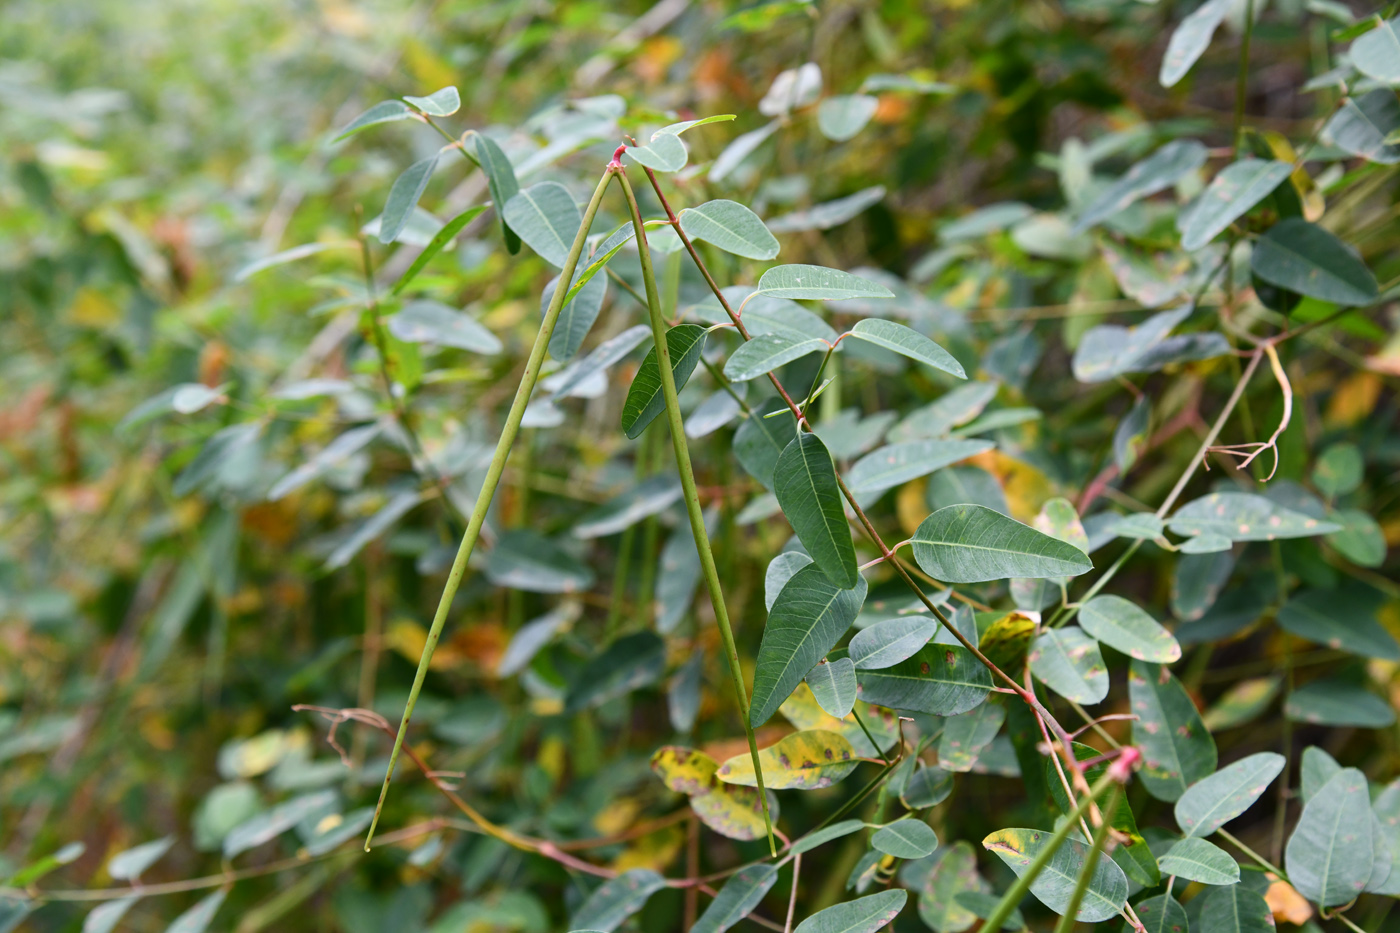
[4,1,1400,931]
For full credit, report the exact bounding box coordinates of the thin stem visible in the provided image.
[365,168,616,850]
[784,854,802,933]
[1052,789,1121,933]
[1233,0,1257,153]
[617,167,776,854]
[850,707,889,765]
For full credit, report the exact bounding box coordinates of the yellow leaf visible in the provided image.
[979,612,1037,670]
[66,286,120,328]
[716,729,859,790]
[779,683,898,758]
[593,797,643,836]
[651,746,719,795]
[612,825,685,873]
[1265,876,1312,925]
[690,783,779,841]
[1325,372,1381,428]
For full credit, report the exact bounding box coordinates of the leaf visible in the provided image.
[846,439,992,495]
[1313,442,1364,497]
[1323,90,1400,164]
[891,382,999,442]
[650,746,719,795]
[1301,747,1342,804]
[392,205,489,295]
[904,765,956,809]
[983,828,1129,921]
[734,397,797,489]
[725,333,828,384]
[1133,894,1190,933]
[766,550,815,611]
[720,729,859,790]
[1113,396,1152,473]
[565,632,666,712]
[850,616,939,670]
[83,897,141,933]
[793,820,867,854]
[872,819,939,859]
[709,120,780,183]
[333,100,414,141]
[1079,595,1181,663]
[624,130,688,172]
[1157,837,1240,885]
[498,604,577,677]
[690,864,780,933]
[1167,492,1340,542]
[773,433,859,588]
[222,789,336,859]
[1072,304,1194,383]
[918,841,987,933]
[766,187,887,233]
[1197,883,1276,933]
[938,702,1006,772]
[165,889,227,933]
[502,182,582,268]
[233,241,353,283]
[750,565,867,727]
[911,504,1093,584]
[690,783,781,841]
[301,807,375,856]
[1073,140,1208,232]
[1277,589,1399,660]
[543,264,610,361]
[1251,219,1379,306]
[693,287,839,342]
[1180,159,1293,251]
[755,264,895,301]
[1285,678,1396,728]
[794,890,907,933]
[1175,752,1286,838]
[1159,0,1231,86]
[846,318,966,378]
[572,476,684,539]
[1286,768,1375,907]
[807,657,858,718]
[548,325,650,398]
[378,153,441,244]
[817,94,880,141]
[1203,676,1281,732]
[107,836,174,880]
[1328,509,1387,567]
[1180,533,1233,554]
[1046,743,1159,888]
[388,300,503,354]
[1029,627,1109,704]
[759,62,823,116]
[464,131,522,251]
[678,200,779,260]
[855,644,992,715]
[485,530,595,593]
[568,869,667,932]
[621,324,708,439]
[1130,661,1217,802]
[1352,20,1400,84]
[403,86,460,116]
[779,683,900,758]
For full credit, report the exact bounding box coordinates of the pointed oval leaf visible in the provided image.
[780,683,900,758]
[1158,837,1239,884]
[1168,492,1340,542]
[392,205,490,295]
[1175,752,1286,838]
[650,746,719,795]
[710,120,780,183]
[807,657,858,718]
[794,890,907,933]
[912,504,1093,584]
[624,130,688,172]
[388,300,503,354]
[851,616,939,670]
[464,131,522,251]
[1323,90,1400,164]
[1328,508,1387,567]
[773,433,859,589]
[1286,768,1376,907]
[750,565,867,727]
[569,869,667,932]
[1074,140,1209,232]
[847,439,993,494]
[817,94,880,141]
[718,729,859,790]
[1251,218,1378,306]
[855,644,992,715]
[403,86,460,116]
[107,836,175,880]
[1352,19,1400,83]
[1285,678,1396,728]
[1179,159,1292,251]
[1198,883,1276,933]
[1135,894,1190,933]
[766,550,815,611]
[939,702,1007,772]
[872,819,939,859]
[690,783,781,841]
[573,476,684,539]
[793,820,867,855]
[724,333,828,382]
[1159,0,1231,86]
[691,864,780,933]
[767,187,887,233]
[1080,595,1181,663]
[848,319,966,378]
[1029,627,1109,704]
[165,889,226,933]
[334,100,414,141]
[1180,533,1233,554]
[621,324,708,439]
[679,200,779,260]
[544,263,610,361]
[983,828,1129,921]
[223,790,336,859]
[734,396,797,490]
[84,897,140,933]
[755,264,896,301]
[918,841,987,933]
[564,631,665,713]
[1277,589,1400,660]
[485,530,595,593]
[502,182,582,268]
[378,153,441,244]
[1130,660,1217,802]
[904,765,956,810]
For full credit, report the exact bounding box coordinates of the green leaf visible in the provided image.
[850,616,939,670]
[1285,677,1396,728]
[953,892,1022,931]
[1202,676,1281,731]
[723,333,828,382]
[1167,492,1341,542]
[892,382,999,442]
[403,86,460,116]
[690,783,781,841]
[464,131,522,252]
[1175,752,1286,838]
[793,820,867,854]
[1130,661,1217,802]
[1179,159,1292,251]
[1252,218,1379,306]
[1159,0,1231,86]
[1328,508,1387,567]
[767,187,888,233]
[765,550,814,610]
[1105,513,1165,541]
[1131,894,1189,933]
[1323,90,1400,164]
[1352,19,1400,83]
[1180,533,1233,554]
[1073,140,1208,232]
[807,657,857,718]
[388,300,503,354]
[1314,442,1364,497]
[302,807,375,856]
[794,890,907,933]
[165,889,227,933]
[755,264,896,301]
[750,564,867,727]
[1079,595,1181,663]
[1157,837,1239,885]
[544,264,609,361]
[983,828,1129,921]
[1114,396,1151,473]
[624,131,688,172]
[817,94,879,141]
[846,439,993,494]
[84,897,140,933]
[1072,305,1194,383]
[734,397,797,490]
[904,764,956,809]
[710,120,780,183]
[1301,746,1342,804]
[847,318,966,378]
[938,702,1006,772]
[1370,780,1400,896]
[621,324,708,439]
[872,819,939,859]
[333,100,414,141]
[780,684,900,758]
[1277,589,1399,659]
[1029,627,1109,704]
[485,530,595,593]
[549,325,650,398]
[855,644,992,715]
[1286,768,1375,907]
[502,182,581,268]
[392,205,489,295]
[1197,883,1275,933]
[774,432,859,589]
[378,153,442,244]
[569,869,667,932]
[691,864,779,933]
[678,200,779,260]
[718,729,859,790]
[572,476,684,539]
[223,790,336,859]
[918,841,987,933]
[911,504,1093,584]
[107,836,174,880]
[565,632,666,712]
[1046,742,1160,889]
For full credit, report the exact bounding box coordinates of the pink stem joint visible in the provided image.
[1107,746,1142,783]
[608,143,627,169]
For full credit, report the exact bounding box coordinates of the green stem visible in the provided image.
[365,167,616,850]
[1233,0,1257,154]
[1052,789,1121,933]
[981,769,1119,933]
[616,168,776,854]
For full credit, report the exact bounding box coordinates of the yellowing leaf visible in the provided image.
[717,729,860,790]
[651,746,719,795]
